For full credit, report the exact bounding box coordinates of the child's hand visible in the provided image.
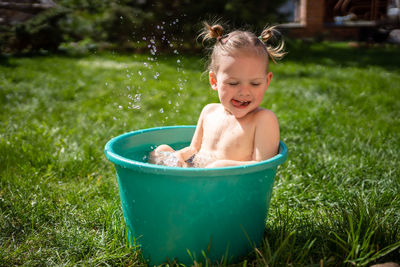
[205,160,227,168]
[173,152,189,168]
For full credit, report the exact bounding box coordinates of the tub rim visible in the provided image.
[104,125,288,176]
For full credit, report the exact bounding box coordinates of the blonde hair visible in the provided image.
[199,22,286,72]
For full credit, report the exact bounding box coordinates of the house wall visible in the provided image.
[279,0,372,40]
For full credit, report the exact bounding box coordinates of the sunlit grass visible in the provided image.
[1,42,399,266]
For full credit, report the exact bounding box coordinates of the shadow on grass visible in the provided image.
[284,40,400,71]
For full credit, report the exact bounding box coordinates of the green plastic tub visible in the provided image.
[104,126,288,265]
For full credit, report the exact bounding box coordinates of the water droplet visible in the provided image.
[134,94,141,102]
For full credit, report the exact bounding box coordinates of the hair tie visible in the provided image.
[218,34,230,44]
[258,36,263,41]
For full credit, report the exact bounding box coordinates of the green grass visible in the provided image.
[1,42,400,266]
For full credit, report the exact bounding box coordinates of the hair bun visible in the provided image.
[260,26,276,43]
[210,25,224,39]
[259,26,286,63]
[199,22,225,43]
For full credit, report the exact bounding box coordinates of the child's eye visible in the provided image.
[228,82,239,86]
[251,83,261,86]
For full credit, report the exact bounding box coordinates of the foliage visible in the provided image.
[0,0,288,54]
[5,7,69,53]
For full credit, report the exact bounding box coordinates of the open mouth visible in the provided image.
[232,99,251,108]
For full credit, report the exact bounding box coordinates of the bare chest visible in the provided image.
[200,113,256,160]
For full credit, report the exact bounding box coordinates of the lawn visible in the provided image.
[1,42,400,266]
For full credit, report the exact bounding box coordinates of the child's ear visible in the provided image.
[209,71,218,91]
[266,72,273,88]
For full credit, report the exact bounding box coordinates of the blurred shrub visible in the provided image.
[58,37,98,55]
[1,0,287,54]
[7,7,68,53]
[100,4,153,45]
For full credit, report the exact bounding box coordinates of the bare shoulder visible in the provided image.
[254,108,279,125]
[202,103,221,114]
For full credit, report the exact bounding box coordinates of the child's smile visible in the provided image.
[231,99,251,108]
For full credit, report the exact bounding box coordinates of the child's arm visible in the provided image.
[174,105,207,162]
[252,109,280,161]
[205,159,259,168]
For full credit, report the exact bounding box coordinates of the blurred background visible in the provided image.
[0,0,399,55]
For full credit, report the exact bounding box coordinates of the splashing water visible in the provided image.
[113,16,188,124]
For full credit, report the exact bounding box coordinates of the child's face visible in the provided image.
[209,53,273,119]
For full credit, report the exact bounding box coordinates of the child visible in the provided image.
[150,22,285,168]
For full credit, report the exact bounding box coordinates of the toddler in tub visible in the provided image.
[150,22,285,168]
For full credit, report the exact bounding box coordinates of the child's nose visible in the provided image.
[238,85,251,96]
